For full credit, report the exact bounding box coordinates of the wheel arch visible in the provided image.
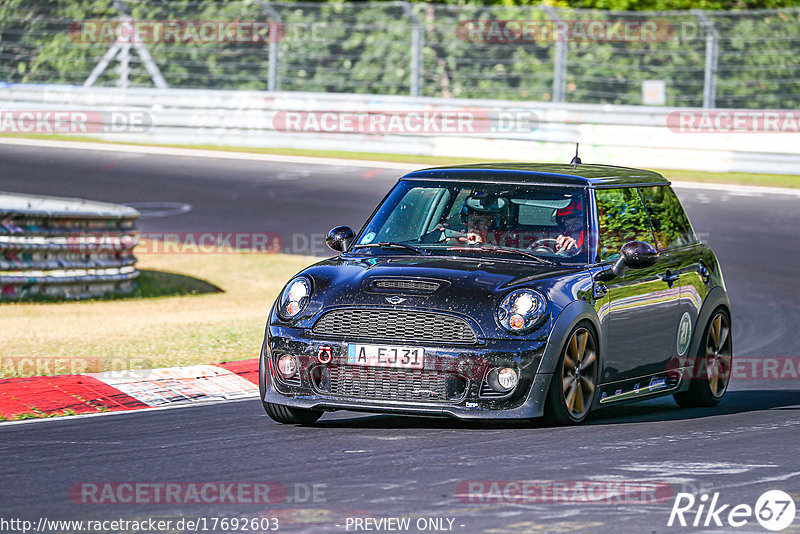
[686,285,732,368]
[537,300,602,376]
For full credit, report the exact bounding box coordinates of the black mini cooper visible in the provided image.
[259,163,732,425]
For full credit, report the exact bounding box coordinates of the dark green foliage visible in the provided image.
[1,1,798,108]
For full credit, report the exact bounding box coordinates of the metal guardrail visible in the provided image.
[0,192,139,300]
[2,84,799,176]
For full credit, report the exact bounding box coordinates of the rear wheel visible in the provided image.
[674,310,732,408]
[263,401,323,425]
[544,324,598,425]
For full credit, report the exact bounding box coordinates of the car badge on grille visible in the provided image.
[385,296,407,305]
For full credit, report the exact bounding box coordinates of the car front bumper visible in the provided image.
[261,326,552,420]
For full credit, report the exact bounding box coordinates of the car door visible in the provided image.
[638,185,706,370]
[596,187,681,383]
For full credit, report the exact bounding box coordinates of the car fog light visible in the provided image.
[498,368,518,390]
[277,355,297,378]
[487,367,519,393]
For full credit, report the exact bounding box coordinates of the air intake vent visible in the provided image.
[369,278,443,294]
[479,379,510,398]
[316,366,466,404]
[666,371,681,389]
[313,308,477,344]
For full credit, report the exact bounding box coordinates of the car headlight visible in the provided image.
[278,276,312,320]
[496,289,547,333]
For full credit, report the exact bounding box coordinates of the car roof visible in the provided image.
[401,163,670,188]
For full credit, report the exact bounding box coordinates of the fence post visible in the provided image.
[116,43,131,89]
[541,6,566,103]
[693,10,718,109]
[83,0,167,89]
[258,1,282,91]
[401,2,423,97]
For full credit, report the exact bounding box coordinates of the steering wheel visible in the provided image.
[528,238,559,253]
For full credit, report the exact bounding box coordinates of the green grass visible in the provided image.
[10,408,79,421]
[13,412,42,420]
[6,133,799,188]
[1,241,315,378]
[656,169,800,189]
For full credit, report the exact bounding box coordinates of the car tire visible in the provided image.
[544,322,599,426]
[674,309,732,408]
[259,353,323,425]
[263,401,323,425]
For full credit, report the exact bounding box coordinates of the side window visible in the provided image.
[638,186,696,250]
[596,188,655,262]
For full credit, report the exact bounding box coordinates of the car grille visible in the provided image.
[315,365,466,403]
[370,278,441,294]
[312,309,477,344]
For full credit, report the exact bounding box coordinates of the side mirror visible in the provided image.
[611,241,658,277]
[326,226,355,253]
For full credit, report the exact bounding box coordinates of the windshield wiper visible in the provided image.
[352,241,432,256]
[445,244,560,266]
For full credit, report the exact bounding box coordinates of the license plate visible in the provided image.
[346,343,424,370]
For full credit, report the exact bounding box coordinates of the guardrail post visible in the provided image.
[401,2,423,97]
[258,1,282,91]
[542,6,566,103]
[693,10,719,109]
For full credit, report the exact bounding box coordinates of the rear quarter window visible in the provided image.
[638,186,696,250]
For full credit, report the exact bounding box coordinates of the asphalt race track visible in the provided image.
[2,142,799,533]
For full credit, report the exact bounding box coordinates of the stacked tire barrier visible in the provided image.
[0,192,139,300]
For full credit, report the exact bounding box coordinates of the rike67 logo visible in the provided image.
[669,490,796,531]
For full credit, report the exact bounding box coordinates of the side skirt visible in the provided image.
[595,367,689,406]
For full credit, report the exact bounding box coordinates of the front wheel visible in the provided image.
[674,309,732,408]
[262,401,323,425]
[544,323,599,425]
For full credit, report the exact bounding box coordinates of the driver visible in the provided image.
[462,211,494,244]
[553,199,584,254]
[458,194,505,245]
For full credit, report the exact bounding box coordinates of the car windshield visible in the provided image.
[352,180,589,265]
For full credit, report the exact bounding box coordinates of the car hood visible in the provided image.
[281,254,586,331]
